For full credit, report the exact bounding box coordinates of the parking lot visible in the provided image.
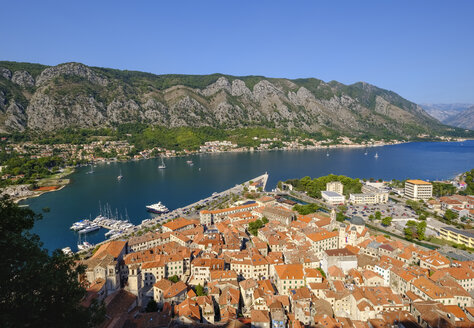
[345,202,417,221]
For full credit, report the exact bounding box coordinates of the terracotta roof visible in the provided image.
[274,264,304,280]
[328,265,345,278]
[162,217,195,231]
[210,270,238,281]
[411,276,453,300]
[406,179,431,185]
[207,203,260,215]
[441,305,467,320]
[153,279,173,291]
[325,248,356,257]
[176,298,201,321]
[251,309,270,322]
[304,267,323,279]
[163,281,187,298]
[257,280,275,295]
[306,229,338,242]
[431,267,474,281]
[92,240,126,259]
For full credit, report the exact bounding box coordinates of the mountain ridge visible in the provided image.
[420,103,473,130]
[0,61,468,138]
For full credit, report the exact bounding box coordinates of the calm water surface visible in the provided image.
[23,141,474,251]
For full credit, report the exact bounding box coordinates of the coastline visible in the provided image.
[6,168,75,204]
[8,139,469,203]
[14,184,68,204]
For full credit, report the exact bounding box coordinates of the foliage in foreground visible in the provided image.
[0,196,105,328]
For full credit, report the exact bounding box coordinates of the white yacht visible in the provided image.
[70,220,89,231]
[146,201,169,214]
[78,223,100,234]
[61,247,73,255]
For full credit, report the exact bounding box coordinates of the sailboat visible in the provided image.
[158,157,166,169]
[364,148,368,155]
[86,164,94,174]
[374,152,379,159]
[117,169,123,180]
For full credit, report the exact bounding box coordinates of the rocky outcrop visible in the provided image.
[4,103,27,131]
[0,61,455,137]
[0,67,12,80]
[36,62,108,87]
[11,70,35,87]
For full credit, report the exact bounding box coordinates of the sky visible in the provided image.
[1,0,473,104]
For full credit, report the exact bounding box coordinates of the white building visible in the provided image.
[321,191,345,205]
[349,192,388,204]
[326,181,344,194]
[404,180,433,200]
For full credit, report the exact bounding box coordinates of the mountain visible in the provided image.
[420,103,472,120]
[443,106,474,130]
[420,103,473,130]
[0,61,466,138]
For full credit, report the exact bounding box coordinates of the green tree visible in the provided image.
[404,227,414,240]
[368,214,374,221]
[248,219,264,236]
[145,299,158,312]
[293,203,320,215]
[336,211,346,222]
[444,209,458,222]
[406,199,423,212]
[375,211,382,220]
[262,217,269,224]
[0,196,105,328]
[417,221,427,240]
[195,284,206,296]
[432,182,457,197]
[168,275,179,283]
[381,216,392,226]
[316,267,326,278]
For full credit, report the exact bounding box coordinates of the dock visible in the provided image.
[75,173,269,253]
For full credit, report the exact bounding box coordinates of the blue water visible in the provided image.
[22,141,474,252]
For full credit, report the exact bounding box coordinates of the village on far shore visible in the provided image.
[75,170,474,328]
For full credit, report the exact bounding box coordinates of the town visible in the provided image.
[77,172,474,328]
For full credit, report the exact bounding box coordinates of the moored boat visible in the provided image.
[146,201,169,214]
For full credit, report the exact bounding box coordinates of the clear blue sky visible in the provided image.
[1,0,473,103]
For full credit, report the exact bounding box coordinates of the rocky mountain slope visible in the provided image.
[421,103,473,130]
[443,106,474,130]
[0,61,462,138]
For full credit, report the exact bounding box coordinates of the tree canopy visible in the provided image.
[0,196,104,328]
[286,174,362,198]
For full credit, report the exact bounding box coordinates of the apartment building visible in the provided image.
[439,226,474,248]
[305,229,339,257]
[326,181,344,194]
[349,192,388,204]
[404,180,433,200]
[200,203,260,226]
[273,264,305,296]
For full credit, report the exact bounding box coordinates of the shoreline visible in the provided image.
[89,138,470,165]
[14,184,67,204]
[8,139,470,203]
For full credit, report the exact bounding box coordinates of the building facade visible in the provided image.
[404,180,433,200]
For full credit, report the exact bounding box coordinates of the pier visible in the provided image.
[75,172,270,253]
